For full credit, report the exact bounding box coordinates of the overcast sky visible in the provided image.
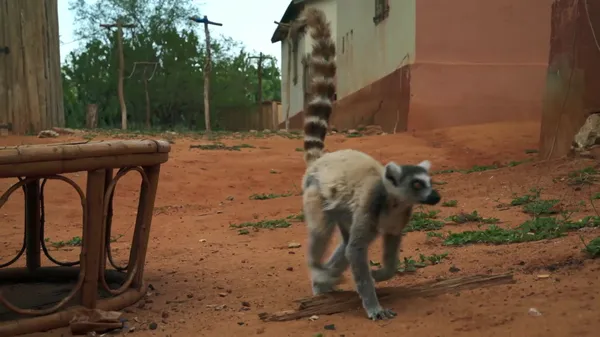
[58,0,289,65]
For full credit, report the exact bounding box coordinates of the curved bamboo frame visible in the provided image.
[0,176,87,316]
[0,139,169,337]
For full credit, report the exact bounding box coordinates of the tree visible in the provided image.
[62,0,281,130]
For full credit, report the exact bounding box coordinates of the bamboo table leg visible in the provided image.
[81,169,106,308]
[129,165,160,288]
[25,179,41,271]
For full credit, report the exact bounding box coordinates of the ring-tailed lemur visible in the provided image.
[299,7,442,321]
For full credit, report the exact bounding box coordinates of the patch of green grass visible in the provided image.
[432,181,448,185]
[582,236,600,258]
[442,199,458,207]
[432,169,460,175]
[522,199,560,216]
[404,210,445,232]
[592,192,600,200]
[190,142,255,151]
[286,212,304,222]
[46,235,122,248]
[370,252,450,273]
[249,192,293,200]
[230,218,292,234]
[443,215,600,246]
[346,132,363,138]
[566,166,599,185]
[525,149,539,154]
[465,164,500,173]
[295,147,303,152]
[445,210,499,224]
[510,188,541,206]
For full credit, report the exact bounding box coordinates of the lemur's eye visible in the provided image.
[411,180,424,190]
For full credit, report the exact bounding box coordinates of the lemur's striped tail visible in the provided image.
[300,7,336,166]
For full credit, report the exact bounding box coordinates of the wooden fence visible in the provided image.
[216,101,282,131]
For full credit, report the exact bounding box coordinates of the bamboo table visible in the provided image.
[0,139,170,336]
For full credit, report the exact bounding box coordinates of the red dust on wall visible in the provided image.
[539,0,600,159]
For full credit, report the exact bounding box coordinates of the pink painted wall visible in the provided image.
[407,0,553,131]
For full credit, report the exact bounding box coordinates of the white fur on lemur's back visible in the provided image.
[300,7,337,166]
[303,149,383,211]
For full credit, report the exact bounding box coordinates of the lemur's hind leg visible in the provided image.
[323,225,350,283]
[304,185,337,295]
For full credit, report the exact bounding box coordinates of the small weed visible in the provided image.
[404,210,444,232]
[510,188,541,206]
[230,218,292,234]
[433,181,448,185]
[346,132,363,138]
[46,236,83,248]
[443,216,600,246]
[249,192,293,200]
[190,142,255,151]
[286,212,305,222]
[295,147,303,152]
[442,200,458,207]
[522,199,560,216]
[465,164,500,173]
[395,252,449,273]
[445,210,499,224]
[525,149,539,154]
[426,231,445,239]
[566,166,599,185]
[592,192,600,200]
[582,236,600,258]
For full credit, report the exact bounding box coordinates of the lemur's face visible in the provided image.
[383,160,441,206]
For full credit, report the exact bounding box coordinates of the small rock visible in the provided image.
[309,315,319,321]
[237,321,245,326]
[449,266,461,273]
[536,274,550,279]
[528,308,542,316]
[241,301,251,307]
[226,196,234,201]
[161,311,169,319]
[218,292,228,297]
[149,322,158,330]
[38,130,59,138]
[199,239,207,243]
[288,242,301,249]
[187,293,194,298]
[286,267,294,271]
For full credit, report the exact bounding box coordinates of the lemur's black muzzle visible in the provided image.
[422,189,441,205]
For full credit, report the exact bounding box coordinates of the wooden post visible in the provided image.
[86,104,98,129]
[0,0,64,134]
[189,15,223,134]
[249,52,276,105]
[100,20,136,130]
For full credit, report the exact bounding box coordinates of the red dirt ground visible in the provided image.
[1,121,599,337]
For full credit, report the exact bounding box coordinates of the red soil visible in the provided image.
[2,121,599,337]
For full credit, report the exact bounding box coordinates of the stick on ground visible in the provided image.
[258,273,515,322]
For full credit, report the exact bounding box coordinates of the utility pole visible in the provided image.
[189,15,223,134]
[248,52,276,105]
[100,19,135,130]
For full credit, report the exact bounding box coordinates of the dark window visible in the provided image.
[373,0,390,25]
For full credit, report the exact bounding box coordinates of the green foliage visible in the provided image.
[64,0,281,130]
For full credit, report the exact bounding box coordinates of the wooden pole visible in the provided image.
[189,15,223,134]
[0,0,64,134]
[100,20,136,130]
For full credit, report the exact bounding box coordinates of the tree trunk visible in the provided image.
[0,0,64,135]
[86,104,98,129]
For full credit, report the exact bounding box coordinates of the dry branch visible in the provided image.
[258,273,515,322]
